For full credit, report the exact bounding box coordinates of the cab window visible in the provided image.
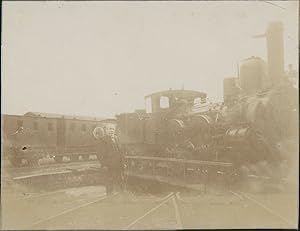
[194,97,202,105]
[194,96,206,104]
[145,97,152,113]
[160,96,169,109]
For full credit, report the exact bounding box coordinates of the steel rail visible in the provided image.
[229,190,244,200]
[172,194,183,228]
[15,189,69,201]
[6,159,97,170]
[125,155,233,167]
[9,161,99,178]
[28,193,117,228]
[123,192,174,229]
[232,191,294,227]
[13,170,73,180]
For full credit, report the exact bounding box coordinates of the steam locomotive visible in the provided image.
[116,21,298,181]
[3,21,297,180]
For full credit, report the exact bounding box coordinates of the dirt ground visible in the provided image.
[1,183,298,230]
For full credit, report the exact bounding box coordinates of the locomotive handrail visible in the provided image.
[20,146,57,150]
[62,152,97,156]
[124,155,233,167]
[65,145,96,148]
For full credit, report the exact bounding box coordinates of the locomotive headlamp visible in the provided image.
[93,127,105,139]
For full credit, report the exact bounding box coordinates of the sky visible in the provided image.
[2,1,299,118]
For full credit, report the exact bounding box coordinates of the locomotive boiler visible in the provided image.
[116,21,298,181]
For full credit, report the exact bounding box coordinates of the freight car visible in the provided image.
[2,112,115,166]
[116,21,298,182]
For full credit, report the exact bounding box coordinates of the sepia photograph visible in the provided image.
[1,0,299,229]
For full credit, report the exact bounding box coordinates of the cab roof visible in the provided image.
[145,89,206,99]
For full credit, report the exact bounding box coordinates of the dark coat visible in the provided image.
[97,135,124,170]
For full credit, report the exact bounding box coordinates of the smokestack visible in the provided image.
[266,21,284,85]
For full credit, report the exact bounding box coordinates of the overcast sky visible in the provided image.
[2,1,298,118]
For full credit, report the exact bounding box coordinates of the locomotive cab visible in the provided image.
[117,90,208,156]
[145,90,207,116]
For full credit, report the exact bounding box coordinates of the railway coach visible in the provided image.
[2,112,115,166]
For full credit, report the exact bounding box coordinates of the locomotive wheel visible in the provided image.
[9,157,22,167]
[81,155,90,161]
[54,156,63,163]
[27,158,39,166]
[70,155,79,162]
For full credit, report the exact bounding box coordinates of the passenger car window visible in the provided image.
[33,121,38,130]
[17,120,23,127]
[48,122,54,131]
[70,123,76,131]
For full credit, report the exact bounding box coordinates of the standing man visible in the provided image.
[95,123,124,196]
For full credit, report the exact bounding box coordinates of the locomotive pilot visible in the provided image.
[95,123,124,196]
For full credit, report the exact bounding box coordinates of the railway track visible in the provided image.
[229,190,294,227]
[2,153,297,229]
[2,160,105,194]
[2,154,98,169]
[3,160,100,179]
[2,184,297,230]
